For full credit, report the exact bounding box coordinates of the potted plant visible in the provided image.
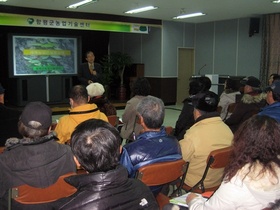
[110,52,133,87]
[100,55,114,96]
[102,52,133,100]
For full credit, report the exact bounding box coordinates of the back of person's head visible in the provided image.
[266,81,280,102]
[86,82,105,98]
[198,76,212,91]
[132,77,151,97]
[189,78,204,95]
[18,101,52,138]
[71,119,121,173]
[224,115,280,182]
[240,76,261,93]
[224,78,239,94]
[69,85,88,105]
[136,96,164,129]
[192,91,219,114]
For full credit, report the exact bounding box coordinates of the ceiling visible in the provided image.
[1,0,280,23]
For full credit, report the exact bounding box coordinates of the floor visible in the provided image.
[52,104,183,129]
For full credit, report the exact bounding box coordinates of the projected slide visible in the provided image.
[12,35,78,76]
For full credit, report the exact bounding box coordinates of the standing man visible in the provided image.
[78,51,102,86]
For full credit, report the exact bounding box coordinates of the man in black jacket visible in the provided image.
[78,51,102,86]
[0,101,76,210]
[56,119,158,210]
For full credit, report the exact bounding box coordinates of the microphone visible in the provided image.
[198,64,206,75]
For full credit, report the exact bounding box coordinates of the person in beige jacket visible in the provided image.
[180,91,233,189]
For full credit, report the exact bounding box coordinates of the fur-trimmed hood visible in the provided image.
[241,92,267,104]
[5,131,58,149]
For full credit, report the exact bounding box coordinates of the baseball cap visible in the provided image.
[240,76,261,88]
[21,101,52,129]
[192,91,219,112]
[0,83,5,94]
[265,81,280,95]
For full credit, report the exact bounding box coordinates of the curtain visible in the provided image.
[260,14,280,85]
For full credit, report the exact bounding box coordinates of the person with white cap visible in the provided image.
[0,101,76,210]
[258,80,280,122]
[86,82,116,116]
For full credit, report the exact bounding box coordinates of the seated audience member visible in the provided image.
[120,96,182,194]
[55,85,108,144]
[120,77,151,141]
[0,101,76,210]
[56,119,158,210]
[218,78,240,120]
[180,91,233,189]
[268,73,280,85]
[86,82,116,116]
[0,83,22,146]
[174,77,208,140]
[258,81,280,122]
[186,115,280,210]
[225,76,266,133]
[198,76,212,90]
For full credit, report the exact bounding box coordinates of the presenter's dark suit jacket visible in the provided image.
[78,62,102,86]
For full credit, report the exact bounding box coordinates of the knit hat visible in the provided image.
[21,101,52,129]
[192,91,219,112]
[240,76,261,88]
[0,83,5,94]
[86,83,105,97]
[265,81,280,95]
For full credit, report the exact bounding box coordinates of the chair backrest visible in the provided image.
[107,115,119,127]
[136,159,189,210]
[188,146,232,193]
[136,159,188,191]
[208,146,233,169]
[10,172,77,205]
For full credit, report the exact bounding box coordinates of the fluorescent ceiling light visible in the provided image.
[173,12,205,20]
[67,0,95,9]
[125,6,158,14]
[272,0,280,3]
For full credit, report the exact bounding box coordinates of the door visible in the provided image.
[177,48,194,104]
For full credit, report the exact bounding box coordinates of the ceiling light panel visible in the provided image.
[125,6,158,14]
[67,0,96,9]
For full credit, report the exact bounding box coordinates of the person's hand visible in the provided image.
[92,70,97,75]
[186,193,199,205]
[88,80,93,84]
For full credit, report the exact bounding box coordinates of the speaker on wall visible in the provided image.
[249,18,260,37]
